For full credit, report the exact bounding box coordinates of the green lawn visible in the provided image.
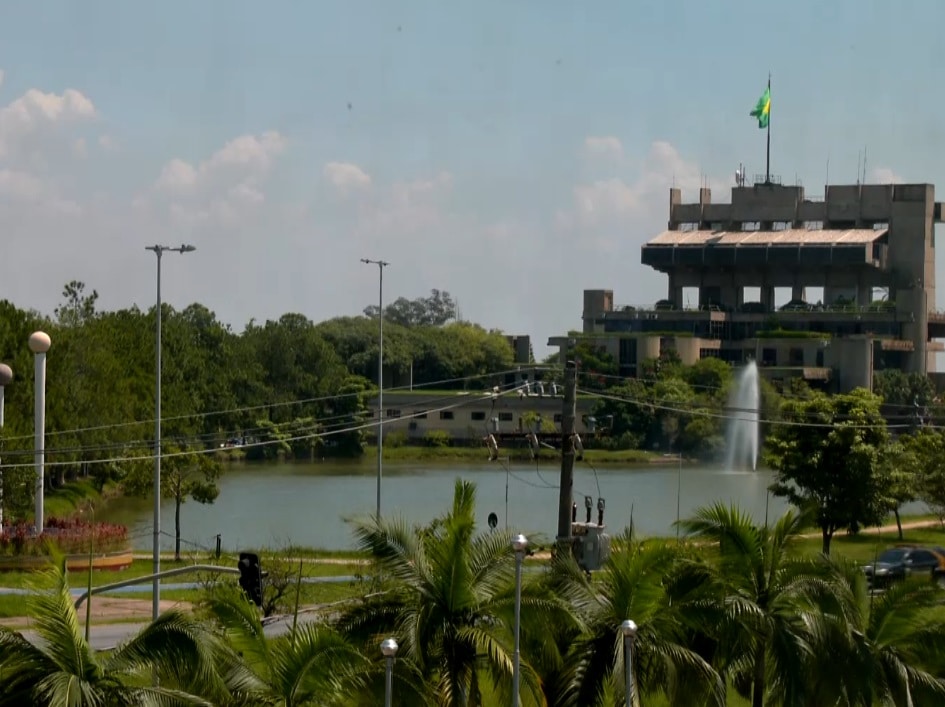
[366,444,664,464]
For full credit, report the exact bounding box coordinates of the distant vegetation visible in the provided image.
[0,281,942,557]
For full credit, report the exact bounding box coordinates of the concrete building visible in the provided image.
[365,389,596,442]
[553,181,945,391]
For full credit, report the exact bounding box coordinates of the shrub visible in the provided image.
[0,517,129,557]
[423,430,452,448]
[384,431,408,448]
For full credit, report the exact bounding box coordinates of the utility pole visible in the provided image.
[556,358,577,548]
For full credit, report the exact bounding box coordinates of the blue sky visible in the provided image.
[0,0,942,354]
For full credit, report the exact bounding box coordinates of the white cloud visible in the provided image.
[869,167,903,184]
[358,171,453,237]
[0,87,96,159]
[97,134,118,151]
[582,135,624,161]
[553,139,729,267]
[156,158,198,192]
[0,168,44,200]
[154,131,286,195]
[324,161,372,191]
[72,137,87,158]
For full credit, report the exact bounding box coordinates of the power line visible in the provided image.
[581,388,915,430]
[0,386,519,461]
[0,367,540,445]
[0,382,532,471]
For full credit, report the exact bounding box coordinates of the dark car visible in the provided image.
[862,545,945,590]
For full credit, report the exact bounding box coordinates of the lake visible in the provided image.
[99,458,797,552]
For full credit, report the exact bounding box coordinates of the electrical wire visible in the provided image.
[0,381,533,471]
[578,368,938,412]
[580,387,916,430]
[0,386,522,460]
[0,367,543,444]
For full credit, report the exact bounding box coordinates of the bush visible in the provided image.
[0,517,129,557]
[384,431,408,448]
[423,430,452,448]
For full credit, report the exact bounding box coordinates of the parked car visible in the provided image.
[862,545,945,590]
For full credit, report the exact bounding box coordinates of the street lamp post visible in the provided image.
[621,619,638,707]
[29,332,51,534]
[0,363,12,533]
[512,533,528,706]
[360,258,389,520]
[146,244,196,621]
[381,637,398,707]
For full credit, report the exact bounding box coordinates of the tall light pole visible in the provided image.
[0,363,11,533]
[146,244,196,621]
[29,332,50,534]
[512,533,528,706]
[361,258,389,520]
[381,637,398,707]
[621,619,638,707]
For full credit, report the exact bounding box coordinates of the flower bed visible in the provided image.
[0,517,129,557]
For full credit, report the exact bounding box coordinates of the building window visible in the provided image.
[788,347,804,366]
[554,413,562,423]
[414,411,428,419]
[470,411,486,421]
[386,409,401,418]
[408,421,418,431]
[440,411,454,420]
[364,410,374,418]
[498,412,513,422]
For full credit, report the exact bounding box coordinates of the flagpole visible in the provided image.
[765,73,771,184]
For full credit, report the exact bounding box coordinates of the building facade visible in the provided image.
[552,181,945,391]
[365,389,597,442]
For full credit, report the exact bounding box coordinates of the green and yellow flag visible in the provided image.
[750,85,770,129]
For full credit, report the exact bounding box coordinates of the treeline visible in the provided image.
[0,282,519,522]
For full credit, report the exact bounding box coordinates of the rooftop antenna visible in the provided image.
[825,156,830,191]
[856,150,862,186]
[862,146,868,184]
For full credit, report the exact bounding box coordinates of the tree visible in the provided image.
[0,558,226,706]
[54,280,99,327]
[876,440,920,539]
[814,567,945,705]
[202,583,366,705]
[765,388,889,554]
[124,445,222,561]
[364,288,457,327]
[552,537,725,706]
[336,479,574,706]
[591,379,655,450]
[678,503,857,707]
[572,341,618,390]
[899,428,945,528]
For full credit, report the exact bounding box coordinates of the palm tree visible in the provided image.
[336,478,575,706]
[817,567,945,706]
[678,502,857,707]
[201,584,368,706]
[0,558,225,706]
[552,533,726,706]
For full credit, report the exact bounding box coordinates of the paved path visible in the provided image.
[0,597,190,631]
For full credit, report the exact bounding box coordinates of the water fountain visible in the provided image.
[725,360,760,471]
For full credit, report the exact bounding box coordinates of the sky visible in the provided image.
[0,0,942,357]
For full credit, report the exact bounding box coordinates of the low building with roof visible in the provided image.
[551,180,945,392]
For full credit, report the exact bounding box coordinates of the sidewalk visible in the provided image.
[0,596,191,630]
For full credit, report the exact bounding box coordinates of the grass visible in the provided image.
[44,479,111,518]
[366,444,665,464]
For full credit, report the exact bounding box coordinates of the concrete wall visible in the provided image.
[366,392,596,440]
[826,338,874,392]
